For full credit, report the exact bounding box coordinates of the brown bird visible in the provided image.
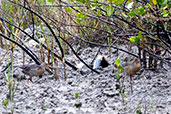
[127,59,141,81]
[123,59,141,93]
[18,62,51,84]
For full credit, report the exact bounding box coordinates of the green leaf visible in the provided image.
[161,0,168,7]
[128,11,136,17]
[108,0,113,3]
[138,31,142,39]
[113,0,124,5]
[10,26,14,39]
[76,18,81,23]
[75,92,79,99]
[76,0,85,3]
[115,74,120,80]
[65,7,72,12]
[93,2,102,7]
[68,0,73,2]
[107,26,112,34]
[115,58,120,67]
[38,0,44,5]
[90,5,96,10]
[163,12,169,17]
[76,12,87,23]
[76,12,87,18]
[136,104,141,114]
[118,66,124,74]
[162,10,169,17]
[85,0,90,3]
[139,8,145,16]
[157,0,167,6]
[107,37,112,45]
[10,5,13,14]
[106,4,114,16]
[97,10,102,15]
[3,100,8,106]
[129,36,140,44]
[81,13,87,18]
[75,7,80,10]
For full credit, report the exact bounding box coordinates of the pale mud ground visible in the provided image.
[0,45,171,114]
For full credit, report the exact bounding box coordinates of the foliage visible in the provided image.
[3,100,8,106]
[75,92,79,99]
[0,0,170,113]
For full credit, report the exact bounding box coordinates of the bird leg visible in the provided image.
[27,77,34,84]
[130,75,133,94]
[122,75,125,86]
[130,75,134,83]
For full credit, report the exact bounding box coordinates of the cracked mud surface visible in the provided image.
[0,45,171,114]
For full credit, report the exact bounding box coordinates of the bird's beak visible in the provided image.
[47,65,56,69]
[47,65,52,68]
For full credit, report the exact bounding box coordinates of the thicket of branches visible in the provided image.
[0,0,170,71]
